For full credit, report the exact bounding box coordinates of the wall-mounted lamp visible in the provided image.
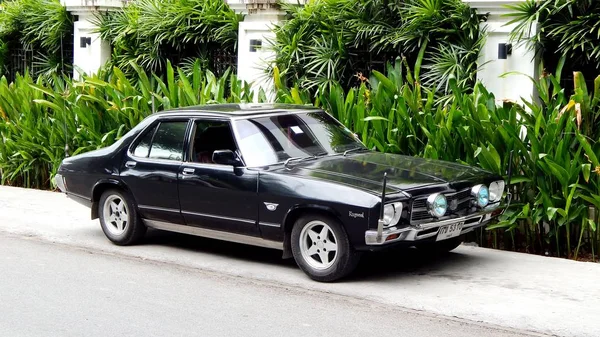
[80,37,91,48]
[249,39,262,52]
[498,43,512,60]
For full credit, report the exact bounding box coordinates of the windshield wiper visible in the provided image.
[284,156,318,167]
[343,147,368,156]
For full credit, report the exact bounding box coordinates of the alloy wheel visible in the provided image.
[299,220,339,270]
[102,195,130,236]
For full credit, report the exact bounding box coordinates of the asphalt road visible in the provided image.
[1,186,600,336]
[0,234,534,337]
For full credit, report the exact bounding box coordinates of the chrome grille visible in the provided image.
[410,188,473,223]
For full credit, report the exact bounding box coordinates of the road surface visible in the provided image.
[1,186,599,336]
[0,234,537,337]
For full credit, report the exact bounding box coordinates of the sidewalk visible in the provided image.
[1,186,599,336]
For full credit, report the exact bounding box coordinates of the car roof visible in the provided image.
[152,103,321,119]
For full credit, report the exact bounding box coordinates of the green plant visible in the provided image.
[271,0,486,94]
[0,0,72,79]
[0,61,254,189]
[95,0,242,77]
[272,54,600,260]
[508,0,600,67]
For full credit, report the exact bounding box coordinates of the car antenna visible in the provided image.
[506,150,514,208]
[377,172,387,241]
[63,95,69,158]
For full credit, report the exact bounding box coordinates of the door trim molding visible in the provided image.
[143,219,283,250]
[181,210,255,224]
[259,222,281,228]
[138,205,181,213]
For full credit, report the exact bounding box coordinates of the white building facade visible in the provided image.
[62,0,538,103]
[61,0,123,79]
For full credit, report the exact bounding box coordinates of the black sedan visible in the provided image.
[55,104,506,281]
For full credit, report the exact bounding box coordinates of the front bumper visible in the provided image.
[365,203,504,245]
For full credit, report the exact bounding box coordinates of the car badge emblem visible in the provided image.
[349,211,365,219]
[264,202,278,211]
[449,198,458,211]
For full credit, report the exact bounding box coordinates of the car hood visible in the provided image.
[271,152,493,196]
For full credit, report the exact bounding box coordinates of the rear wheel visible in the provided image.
[98,189,146,245]
[291,213,361,282]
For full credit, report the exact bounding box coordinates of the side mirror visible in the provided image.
[212,150,242,166]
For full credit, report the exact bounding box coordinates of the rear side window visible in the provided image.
[132,125,157,157]
[132,121,188,161]
[149,122,188,160]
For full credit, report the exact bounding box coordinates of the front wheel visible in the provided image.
[98,189,146,246]
[291,214,361,282]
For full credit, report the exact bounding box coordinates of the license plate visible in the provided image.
[436,222,464,241]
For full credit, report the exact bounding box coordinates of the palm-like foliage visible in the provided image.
[0,61,255,189]
[508,0,600,68]
[95,0,242,76]
[0,0,72,79]
[271,0,486,94]
[273,57,600,260]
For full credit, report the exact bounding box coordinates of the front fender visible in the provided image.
[282,203,342,228]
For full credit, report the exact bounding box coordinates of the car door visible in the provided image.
[178,118,259,236]
[120,118,191,224]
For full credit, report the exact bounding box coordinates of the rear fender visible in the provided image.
[90,179,129,219]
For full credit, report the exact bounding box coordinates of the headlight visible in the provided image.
[427,193,447,218]
[489,180,505,202]
[471,184,490,207]
[383,202,403,227]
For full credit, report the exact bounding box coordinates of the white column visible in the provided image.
[228,0,307,102]
[62,0,125,79]
[464,0,540,103]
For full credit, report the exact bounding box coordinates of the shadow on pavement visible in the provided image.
[348,247,482,282]
[143,228,297,269]
[141,228,484,282]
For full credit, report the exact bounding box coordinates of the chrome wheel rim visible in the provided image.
[299,220,338,270]
[103,195,129,236]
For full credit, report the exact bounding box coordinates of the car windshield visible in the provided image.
[233,110,366,167]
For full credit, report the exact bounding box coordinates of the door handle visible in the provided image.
[125,161,136,168]
[182,168,195,175]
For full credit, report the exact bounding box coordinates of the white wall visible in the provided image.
[465,0,539,103]
[237,17,280,102]
[62,0,125,78]
[229,0,308,102]
[72,13,112,78]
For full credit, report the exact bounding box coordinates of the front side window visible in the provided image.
[233,111,364,167]
[132,121,188,161]
[190,120,238,164]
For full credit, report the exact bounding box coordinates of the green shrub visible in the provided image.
[271,0,486,94]
[95,0,242,77]
[0,0,73,78]
[507,0,600,93]
[0,61,254,189]
[274,57,600,260]
[508,0,600,68]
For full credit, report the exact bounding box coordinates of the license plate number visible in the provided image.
[436,222,464,241]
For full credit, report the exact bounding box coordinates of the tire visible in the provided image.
[291,213,361,282]
[98,189,146,246]
[417,236,463,255]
